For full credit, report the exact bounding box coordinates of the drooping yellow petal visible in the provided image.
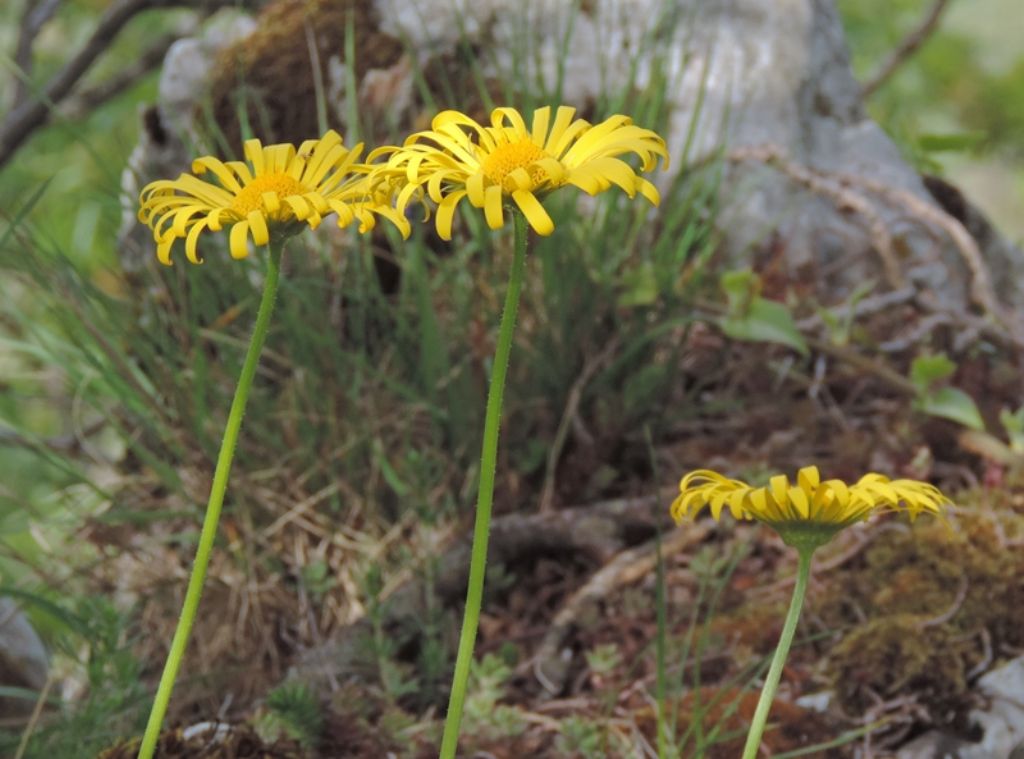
[511,190,554,236]
[184,219,208,264]
[435,190,468,241]
[484,185,504,230]
[229,220,250,259]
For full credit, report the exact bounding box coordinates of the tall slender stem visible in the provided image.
[439,212,528,759]
[138,243,284,759]
[741,547,814,759]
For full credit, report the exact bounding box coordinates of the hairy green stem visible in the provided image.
[741,546,814,759]
[138,243,284,759]
[439,212,528,759]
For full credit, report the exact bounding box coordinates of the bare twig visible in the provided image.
[862,0,951,98]
[0,0,227,169]
[13,675,54,759]
[850,175,1022,346]
[11,0,63,110]
[531,524,709,694]
[728,144,904,289]
[728,143,1023,349]
[60,31,183,120]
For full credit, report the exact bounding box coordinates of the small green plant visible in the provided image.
[909,352,984,430]
[255,681,324,749]
[1000,405,1024,454]
[555,715,612,759]
[718,269,808,356]
[460,653,526,743]
[584,643,622,678]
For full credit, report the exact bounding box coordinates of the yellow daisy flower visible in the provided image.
[369,105,669,240]
[671,466,950,548]
[138,130,410,265]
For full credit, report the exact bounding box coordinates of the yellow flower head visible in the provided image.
[671,466,950,550]
[369,106,669,240]
[138,130,410,265]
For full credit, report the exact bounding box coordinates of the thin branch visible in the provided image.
[11,0,63,110]
[0,0,225,170]
[60,31,183,119]
[861,0,951,97]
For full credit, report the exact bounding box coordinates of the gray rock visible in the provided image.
[377,0,1023,314]
[897,656,1024,759]
[0,597,49,716]
[124,0,1023,326]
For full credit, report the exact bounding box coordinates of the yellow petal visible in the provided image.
[435,190,467,240]
[247,210,269,246]
[492,107,529,137]
[484,185,504,230]
[282,195,311,220]
[225,161,253,185]
[530,106,551,146]
[797,467,820,492]
[244,139,265,175]
[261,191,281,214]
[184,219,208,264]
[229,221,250,259]
[770,474,790,506]
[511,190,554,236]
[788,486,809,518]
[191,157,244,194]
[157,236,175,266]
[467,171,486,207]
[636,177,661,206]
[548,112,590,158]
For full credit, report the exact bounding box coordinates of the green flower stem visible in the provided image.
[439,211,528,759]
[741,546,814,759]
[137,242,284,759]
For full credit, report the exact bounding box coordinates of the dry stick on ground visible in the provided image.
[289,491,679,690]
[530,522,711,695]
[861,0,951,98]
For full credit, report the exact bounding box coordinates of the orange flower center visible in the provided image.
[230,173,308,216]
[482,138,550,191]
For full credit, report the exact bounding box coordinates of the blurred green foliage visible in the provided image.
[839,0,1024,224]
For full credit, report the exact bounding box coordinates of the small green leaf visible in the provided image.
[910,353,957,388]
[617,264,659,307]
[721,299,809,356]
[999,406,1024,452]
[720,269,758,306]
[916,387,985,430]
